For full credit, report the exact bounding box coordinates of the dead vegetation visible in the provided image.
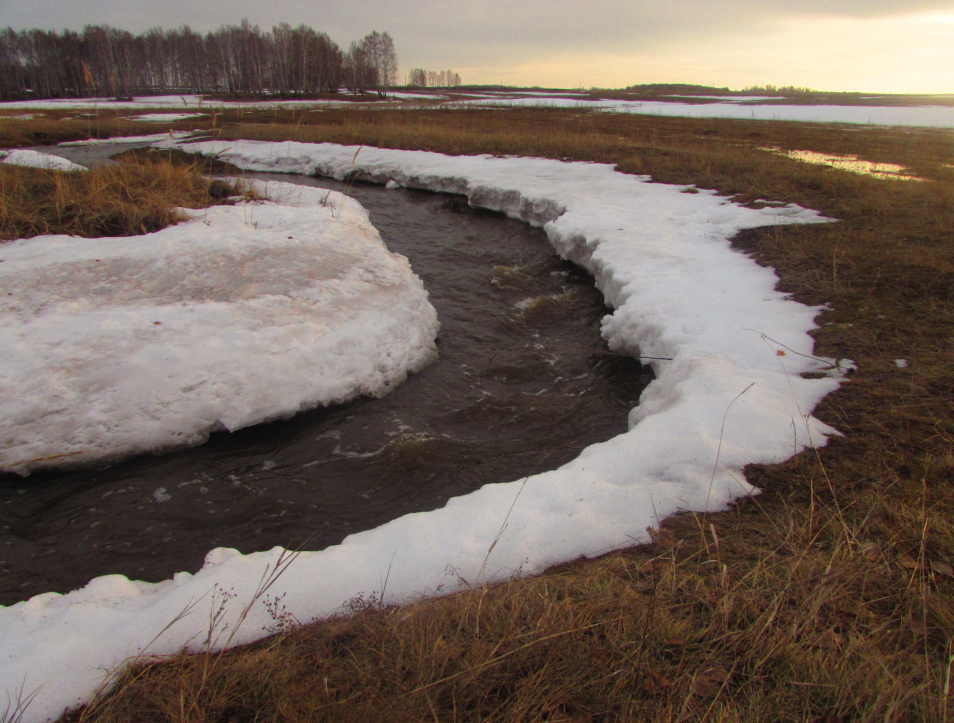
[0,154,254,241]
[14,106,953,721]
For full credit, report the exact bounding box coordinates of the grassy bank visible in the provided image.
[0,156,253,242]
[35,108,954,721]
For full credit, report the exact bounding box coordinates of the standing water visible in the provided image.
[0,167,651,605]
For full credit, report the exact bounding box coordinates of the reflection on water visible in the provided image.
[762,147,922,180]
[0,169,651,604]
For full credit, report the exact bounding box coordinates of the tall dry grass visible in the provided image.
[0,156,251,241]
[65,492,953,722]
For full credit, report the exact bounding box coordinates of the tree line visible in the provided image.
[0,22,397,100]
[407,68,461,89]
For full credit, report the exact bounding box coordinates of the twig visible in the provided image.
[703,382,755,516]
[476,448,562,583]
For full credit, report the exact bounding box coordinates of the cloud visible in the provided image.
[1,0,951,91]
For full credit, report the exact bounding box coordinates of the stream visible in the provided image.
[0,159,651,605]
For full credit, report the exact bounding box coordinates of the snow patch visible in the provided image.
[1,149,87,171]
[0,182,439,475]
[59,131,195,146]
[454,96,954,129]
[129,113,206,122]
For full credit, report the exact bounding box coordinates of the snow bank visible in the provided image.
[129,113,206,122]
[1,149,87,171]
[0,141,848,722]
[59,131,195,146]
[0,183,439,475]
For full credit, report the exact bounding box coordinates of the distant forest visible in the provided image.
[0,22,399,100]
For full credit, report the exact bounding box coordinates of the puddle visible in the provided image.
[762,147,922,180]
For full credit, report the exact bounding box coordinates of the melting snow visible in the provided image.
[59,131,195,146]
[1,149,87,171]
[0,142,850,722]
[2,93,953,128]
[0,183,439,475]
[129,113,206,122]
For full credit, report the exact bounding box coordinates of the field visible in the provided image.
[3,103,954,722]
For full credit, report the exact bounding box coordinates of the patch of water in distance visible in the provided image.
[760,147,922,181]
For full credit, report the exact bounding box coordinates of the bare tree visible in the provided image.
[343,40,373,94]
[413,67,462,89]
[408,67,426,87]
[359,31,396,98]
[0,21,355,100]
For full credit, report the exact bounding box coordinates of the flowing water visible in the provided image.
[0,164,651,605]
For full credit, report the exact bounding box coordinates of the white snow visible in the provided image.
[59,131,195,146]
[4,93,954,128]
[454,96,954,129]
[0,183,439,475]
[0,141,849,723]
[0,93,422,113]
[895,359,909,368]
[1,149,87,171]
[679,95,778,101]
[129,113,206,122]
[386,91,446,100]
[0,95,210,110]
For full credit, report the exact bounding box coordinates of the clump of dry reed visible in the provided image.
[0,156,253,241]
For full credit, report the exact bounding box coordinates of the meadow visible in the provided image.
[2,103,953,722]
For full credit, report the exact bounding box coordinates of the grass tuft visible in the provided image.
[0,156,256,242]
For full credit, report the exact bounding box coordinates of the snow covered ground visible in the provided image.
[0,93,432,112]
[0,149,87,171]
[454,96,954,128]
[2,92,953,128]
[59,131,195,146]
[0,141,849,722]
[0,183,439,475]
[129,113,206,122]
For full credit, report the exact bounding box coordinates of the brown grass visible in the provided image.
[0,155,253,241]
[63,499,954,723]
[0,112,180,148]
[40,107,954,722]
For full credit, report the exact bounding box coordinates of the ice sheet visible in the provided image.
[0,142,849,722]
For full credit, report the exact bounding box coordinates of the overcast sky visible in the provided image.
[1,0,950,93]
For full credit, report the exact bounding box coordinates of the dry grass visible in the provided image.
[0,112,179,148]
[0,155,254,241]
[65,499,954,723]
[36,107,954,722]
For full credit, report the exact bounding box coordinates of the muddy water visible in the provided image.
[0,169,651,605]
